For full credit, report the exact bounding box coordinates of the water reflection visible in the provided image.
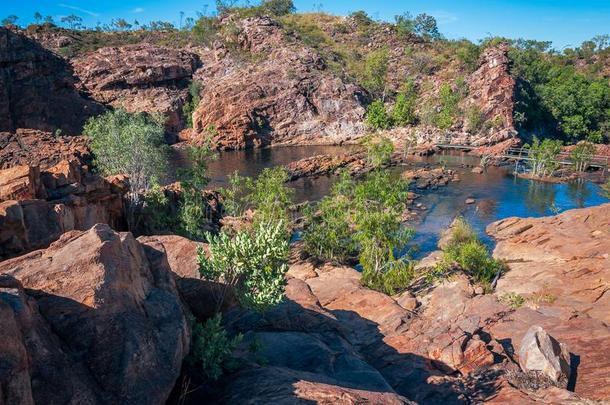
[170,145,610,257]
[524,181,557,215]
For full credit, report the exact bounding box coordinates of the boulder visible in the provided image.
[0,28,104,135]
[72,44,201,133]
[518,326,571,387]
[0,224,190,404]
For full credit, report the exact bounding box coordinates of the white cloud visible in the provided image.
[133,7,145,13]
[58,3,99,17]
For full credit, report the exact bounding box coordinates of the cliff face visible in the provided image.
[72,44,202,134]
[191,17,367,149]
[0,28,103,135]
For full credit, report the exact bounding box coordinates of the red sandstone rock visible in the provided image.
[0,224,190,404]
[72,44,201,133]
[192,17,366,149]
[0,28,104,135]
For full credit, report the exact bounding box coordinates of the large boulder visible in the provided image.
[192,17,366,149]
[0,28,104,135]
[72,44,201,133]
[518,326,571,387]
[0,224,190,404]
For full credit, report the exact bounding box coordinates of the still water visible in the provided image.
[171,146,609,256]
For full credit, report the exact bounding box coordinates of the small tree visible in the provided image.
[435,83,461,130]
[392,80,418,126]
[525,136,563,177]
[2,15,18,27]
[182,81,202,128]
[365,100,392,130]
[189,314,242,380]
[362,48,390,100]
[60,14,83,29]
[111,18,132,31]
[569,141,596,172]
[198,221,290,312]
[261,0,296,16]
[413,13,441,40]
[34,12,42,24]
[394,13,414,37]
[84,110,168,229]
[361,135,394,167]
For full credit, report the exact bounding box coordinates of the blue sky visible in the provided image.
[3,0,610,49]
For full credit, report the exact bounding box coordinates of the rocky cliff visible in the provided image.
[191,17,367,149]
[72,44,202,134]
[0,28,103,135]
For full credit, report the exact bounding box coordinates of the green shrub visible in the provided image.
[394,13,414,37]
[525,136,563,177]
[198,221,290,312]
[435,83,461,130]
[182,81,202,128]
[436,219,506,289]
[392,80,418,126]
[465,105,486,134]
[219,167,294,228]
[365,100,392,130]
[361,134,394,167]
[302,170,414,295]
[569,141,596,172]
[190,314,242,380]
[361,48,390,99]
[302,185,355,262]
[84,109,167,229]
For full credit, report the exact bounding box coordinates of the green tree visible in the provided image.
[111,18,132,31]
[569,141,596,172]
[394,13,414,37]
[302,170,414,295]
[435,83,461,130]
[2,15,18,27]
[84,110,168,229]
[525,136,563,177]
[361,134,394,167]
[261,0,295,16]
[362,48,390,99]
[198,221,290,312]
[392,80,418,126]
[183,81,202,128]
[365,100,392,129]
[34,12,42,24]
[60,14,83,29]
[413,13,440,40]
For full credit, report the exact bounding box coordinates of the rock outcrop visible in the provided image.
[72,44,201,133]
[0,224,190,404]
[0,129,91,170]
[0,160,126,259]
[464,44,516,144]
[487,203,610,400]
[0,28,104,135]
[192,17,367,149]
